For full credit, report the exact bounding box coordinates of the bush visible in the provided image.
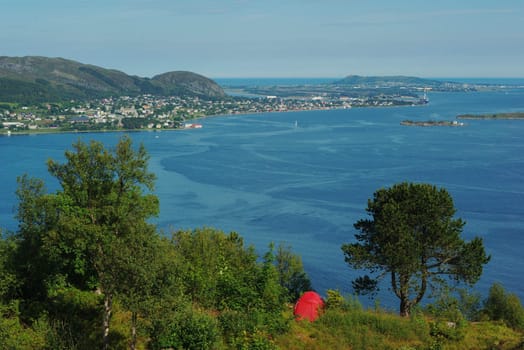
[151,307,219,350]
[483,283,524,330]
[46,285,103,349]
[0,301,47,349]
[218,308,286,349]
[324,289,345,310]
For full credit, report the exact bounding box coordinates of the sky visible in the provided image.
[1,0,523,78]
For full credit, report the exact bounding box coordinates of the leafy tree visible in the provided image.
[121,117,151,129]
[110,229,165,350]
[170,228,288,346]
[483,283,524,330]
[47,136,158,349]
[14,136,159,349]
[150,305,219,350]
[342,182,490,317]
[0,233,19,303]
[171,228,261,310]
[14,175,70,307]
[258,244,287,315]
[0,302,48,350]
[274,244,312,302]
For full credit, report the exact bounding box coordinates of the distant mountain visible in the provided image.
[0,56,225,103]
[152,71,225,98]
[333,75,458,89]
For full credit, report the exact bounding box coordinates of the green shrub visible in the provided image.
[218,308,286,349]
[151,307,219,350]
[45,286,102,349]
[324,289,345,310]
[0,301,47,349]
[483,283,524,330]
[429,319,466,342]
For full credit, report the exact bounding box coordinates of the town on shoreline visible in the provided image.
[1,91,430,135]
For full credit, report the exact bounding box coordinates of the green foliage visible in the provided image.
[426,288,465,324]
[351,275,378,296]
[324,289,345,310]
[218,309,280,350]
[170,228,289,347]
[43,286,103,349]
[456,288,482,322]
[14,175,71,304]
[429,319,466,344]
[121,117,153,129]
[0,235,19,303]
[171,228,288,316]
[151,306,219,350]
[311,306,430,350]
[12,136,161,349]
[483,283,524,330]
[274,244,312,303]
[172,228,258,310]
[342,182,490,316]
[0,301,47,349]
[425,290,468,345]
[277,299,523,350]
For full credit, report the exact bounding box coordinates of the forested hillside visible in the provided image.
[0,56,225,104]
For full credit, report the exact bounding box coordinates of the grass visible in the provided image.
[273,306,524,350]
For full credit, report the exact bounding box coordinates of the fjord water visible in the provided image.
[1,89,524,308]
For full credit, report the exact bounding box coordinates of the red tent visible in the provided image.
[294,291,324,322]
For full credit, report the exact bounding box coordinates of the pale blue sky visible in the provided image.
[1,0,523,78]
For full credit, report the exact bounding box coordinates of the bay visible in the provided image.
[1,89,524,309]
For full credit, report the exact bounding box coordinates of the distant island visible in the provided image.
[333,75,470,91]
[401,120,465,127]
[457,112,524,120]
[229,75,457,102]
[401,112,524,127]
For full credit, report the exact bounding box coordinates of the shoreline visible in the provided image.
[1,104,381,136]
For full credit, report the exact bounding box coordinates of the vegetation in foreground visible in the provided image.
[0,137,523,349]
[343,182,490,317]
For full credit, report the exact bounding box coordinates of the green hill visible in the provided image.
[0,56,225,103]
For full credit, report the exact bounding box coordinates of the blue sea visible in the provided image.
[1,88,524,309]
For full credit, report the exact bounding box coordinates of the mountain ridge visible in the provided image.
[0,56,225,103]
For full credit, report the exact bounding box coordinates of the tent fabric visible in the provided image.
[294,291,324,322]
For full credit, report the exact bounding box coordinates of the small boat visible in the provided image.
[184,123,203,129]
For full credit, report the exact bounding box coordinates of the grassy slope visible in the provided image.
[274,307,523,350]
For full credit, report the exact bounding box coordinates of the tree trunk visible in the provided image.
[131,311,137,350]
[399,295,410,317]
[399,274,411,317]
[103,293,113,350]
